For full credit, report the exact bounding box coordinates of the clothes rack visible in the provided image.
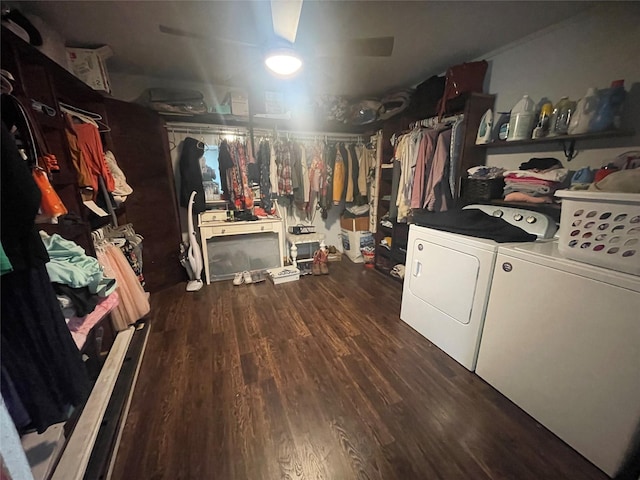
[164,122,248,138]
[252,127,362,144]
[409,113,464,130]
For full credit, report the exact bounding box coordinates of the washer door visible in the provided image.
[407,238,480,325]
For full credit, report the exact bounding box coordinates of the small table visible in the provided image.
[198,215,285,284]
[286,232,326,268]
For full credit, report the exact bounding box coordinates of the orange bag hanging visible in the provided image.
[32,167,68,218]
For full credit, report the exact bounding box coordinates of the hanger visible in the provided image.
[60,103,111,132]
[168,129,177,151]
[196,128,207,149]
[59,102,102,120]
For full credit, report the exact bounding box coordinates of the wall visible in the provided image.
[483,4,640,171]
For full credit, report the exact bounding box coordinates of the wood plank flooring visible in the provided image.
[112,260,608,480]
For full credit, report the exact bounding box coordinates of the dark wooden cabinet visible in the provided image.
[2,27,184,292]
[104,99,185,292]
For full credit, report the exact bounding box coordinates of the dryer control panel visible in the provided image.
[463,204,557,239]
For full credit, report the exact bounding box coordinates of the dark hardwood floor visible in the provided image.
[112,260,607,480]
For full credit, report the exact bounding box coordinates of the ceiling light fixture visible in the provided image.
[264,48,302,77]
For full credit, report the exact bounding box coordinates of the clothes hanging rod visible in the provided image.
[252,127,363,143]
[166,122,363,142]
[409,113,464,130]
[164,123,248,136]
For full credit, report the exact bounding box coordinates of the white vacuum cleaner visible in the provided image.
[186,190,203,292]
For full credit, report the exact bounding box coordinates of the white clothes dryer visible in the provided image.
[400,205,556,371]
[476,241,640,477]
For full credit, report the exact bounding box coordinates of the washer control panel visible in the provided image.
[463,204,558,239]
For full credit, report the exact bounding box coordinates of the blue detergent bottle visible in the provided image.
[590,80,626,132]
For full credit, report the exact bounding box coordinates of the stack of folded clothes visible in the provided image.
[503,157,569,204]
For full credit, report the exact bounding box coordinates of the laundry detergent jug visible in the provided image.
[507,95,536,141]
[549,96,576,136]
[568,88,599,135]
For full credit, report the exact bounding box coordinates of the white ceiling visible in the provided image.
[15,1,604,98]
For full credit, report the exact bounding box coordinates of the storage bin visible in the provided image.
[461,177,505,203]
[341,229,374,263]
[266,266,300,284]
[555,190,640,275]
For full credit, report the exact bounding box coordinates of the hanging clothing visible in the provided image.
[349,143,360,203]
[448,118,465,198]
[96,243,150,331]
[104,150,133,202]
[257,140,273,212]
[0,122,49,271]
[410,129,439,209]
[218,140,233,199]
[178,136,206,214]
[307,141,324,219]
[1,263,91,433]
[64,114,93,194]
[67,115,115,200]
[269,142,279,197]
[2,121,89,433]
[424,128,453,212]
[290,141,304,206]
[275,140,293,197]
[318,143,335,219]
[333,145,345,205]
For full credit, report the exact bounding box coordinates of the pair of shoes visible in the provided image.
[233,271,253,286]
[312,250,322,275]
[313,249,329,275]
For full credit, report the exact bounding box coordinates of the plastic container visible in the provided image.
[507,95,536,141]
[475,108,493,144]
[549,96,576,136]
[555,190,640,275]
[532,102,553,139]
[590,80,626,132]
[568,88,599,135]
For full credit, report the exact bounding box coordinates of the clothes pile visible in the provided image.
[503,157,569,204]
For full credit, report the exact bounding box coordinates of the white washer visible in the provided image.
[400,205,556,371]
[476,241,640,477]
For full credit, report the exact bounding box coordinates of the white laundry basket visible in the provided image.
[555,190,640,276]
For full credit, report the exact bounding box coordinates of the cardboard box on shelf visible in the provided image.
[66,46,112,94]
[223,92,249,117]
[340,216,370,232]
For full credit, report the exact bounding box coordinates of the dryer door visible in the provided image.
[407,237,480,324]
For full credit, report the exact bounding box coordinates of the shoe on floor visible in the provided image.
[243,270,253,284]
[233,272,244,286]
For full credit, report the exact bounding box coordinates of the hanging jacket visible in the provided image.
[178,136,206,213]
[333,145,345,205]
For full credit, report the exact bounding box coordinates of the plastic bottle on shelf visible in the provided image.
[507,94,536,141]
[532,102,553,139]
[568,88,599,135]
[589,88,614,132]
[549,96,576,136]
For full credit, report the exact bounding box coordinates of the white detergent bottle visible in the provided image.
[507,94,536,141]
[568,88,599,135]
